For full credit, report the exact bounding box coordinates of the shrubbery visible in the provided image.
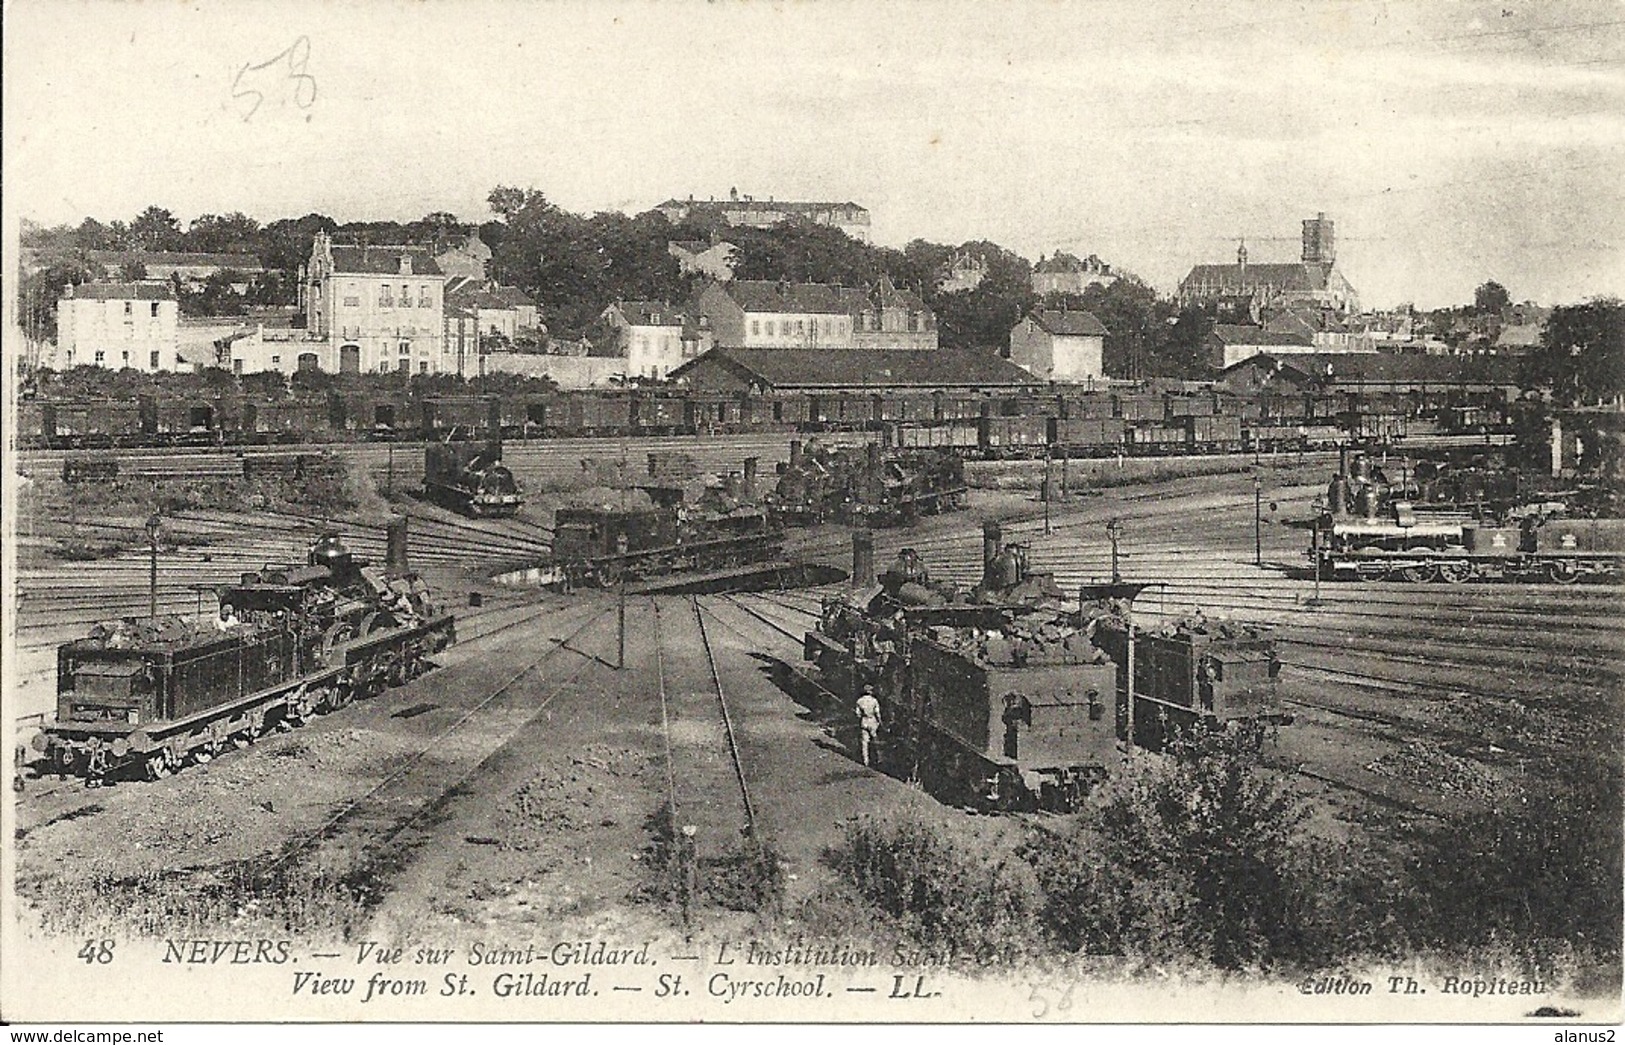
[828,725,1621,984]
[832,817,1045,964]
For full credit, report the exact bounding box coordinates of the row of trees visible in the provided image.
[482,185,1217,374]
[22,196,1624,391]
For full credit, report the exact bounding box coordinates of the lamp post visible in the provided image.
[146,514,161,621]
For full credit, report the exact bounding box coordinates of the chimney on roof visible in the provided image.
[730,187,739,202]
[64,283,74,298]
[1237,239,1248,274]
[399,254,413,276]
[778,277,790,297]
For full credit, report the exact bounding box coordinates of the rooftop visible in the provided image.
[1209,323,1313,346]
[724,280,871,315]
[670,346,1041,391]
[65,281,177,301]
[328,244,444,276]
[1183,262,1330,292]
[88,250,266,270]
[1026,309,1108,337]
[1226,352,1522,385]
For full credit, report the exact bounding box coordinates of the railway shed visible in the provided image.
[1219,352,1523,401]
[669,346,1042,396]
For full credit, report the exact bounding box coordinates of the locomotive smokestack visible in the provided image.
[386,516,410,574]
[852,529,875,587]
[1338,446,1351,480]
[789,439,803,468]
[982,521,1002,586]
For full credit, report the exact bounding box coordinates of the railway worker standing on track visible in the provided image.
[856,685,883,768]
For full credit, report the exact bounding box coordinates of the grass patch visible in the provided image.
[634,802,785,916]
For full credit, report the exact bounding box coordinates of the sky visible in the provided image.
[4,0,1623,309]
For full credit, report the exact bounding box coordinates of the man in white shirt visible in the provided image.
[855,685,883,768]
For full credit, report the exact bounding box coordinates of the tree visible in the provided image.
[129,206,183,251]
[1521,298,1625,406]
[17,259,94,342]
[1474,280,1511,315]
[185,212,262,254]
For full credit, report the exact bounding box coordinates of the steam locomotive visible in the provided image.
[1310,448,1625,583]
[421,398,524,518]
[31,533,456,782]
[765,439,966,527]
[423,438,523,518]
[546,468,783,590]
[803,526,1286,811]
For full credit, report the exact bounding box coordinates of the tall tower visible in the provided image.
[1302,213,1335,265]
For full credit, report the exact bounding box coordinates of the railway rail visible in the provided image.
[647,596,774,926]
[258,602,616,876]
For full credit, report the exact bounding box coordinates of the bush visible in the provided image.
[833,816,1044,964]
[1025,724,1323,970]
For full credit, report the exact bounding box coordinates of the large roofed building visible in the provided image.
[655,189,871,242]
[1178,213,1358,315]
[302,231,448,374]
[669,346,1039,395]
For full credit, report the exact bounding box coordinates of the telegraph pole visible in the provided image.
[616,533,628,671]
[146,514,161,620]
[1107,517,1122,583]
[1254,475,1263,567]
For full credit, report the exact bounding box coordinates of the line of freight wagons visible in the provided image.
[16,386,1502,454]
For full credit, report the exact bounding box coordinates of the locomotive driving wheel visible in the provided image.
[1398,561,1438,583]
[145,753,171,780]
[1437,560,1472,584]
[1547,559,1580,585]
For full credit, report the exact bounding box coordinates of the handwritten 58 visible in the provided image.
[231,37,316,122]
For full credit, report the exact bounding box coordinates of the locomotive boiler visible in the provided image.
[32,532,456,782]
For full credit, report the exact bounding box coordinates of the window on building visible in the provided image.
[124,302,133,317]
[150,350,161,370]
[400,341,411,354]
[750,320,759,336]
[150,302,160,318]
[94,350,105,364]
[343,295,360,307]
[420,360,429,373]
[233,359,243,374]
[271,355,281,366]
[419,287,430,308]
[381,290,393,307]
[796,320,804,334]
[121,351,130,366]
[402,284,410,304]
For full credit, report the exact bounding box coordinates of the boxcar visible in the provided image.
[1050,416,1126,456]
[977,415,1050,458]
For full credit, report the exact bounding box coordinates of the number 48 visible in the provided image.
[78,939,115,964]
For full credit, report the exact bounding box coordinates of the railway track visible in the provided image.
[257,602,616,885]
[647,596,774,927]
